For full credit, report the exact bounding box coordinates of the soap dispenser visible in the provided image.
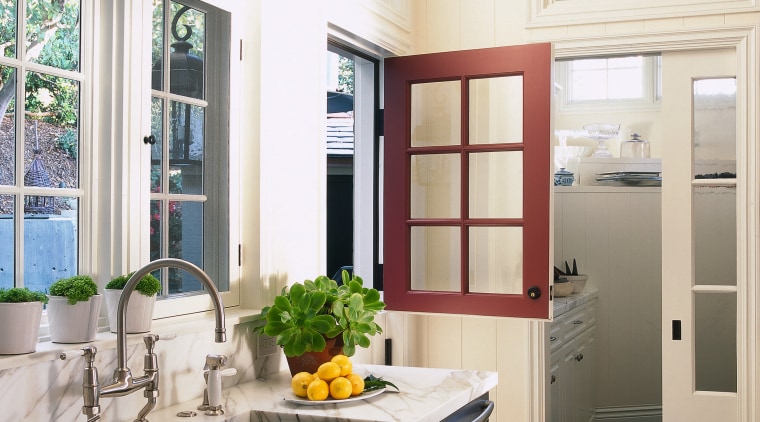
[620,133,650,158]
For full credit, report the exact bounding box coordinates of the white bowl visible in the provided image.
[564,275,588,293]
[554,281,575,297]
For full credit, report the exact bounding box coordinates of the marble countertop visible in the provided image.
[144,364,498,422]
[553,288,597,318]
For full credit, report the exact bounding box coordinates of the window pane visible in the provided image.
[693,185,736,286]
[25,0,80,72]
[151,0,164,91]
[693,78,736,178]
[24,71,80,189]
[0,0,17,58]
[469,226,522,294]
[0,66,16,185]
[410,226,460,292]
[469,75,523,145]
[169,2,205,100]
[411,81,461,147]
[410,153,460,219]
[469,151,523,218]
[0,195,14,289]
[150,199,162,262]
[571,69,606,101]
[608,68,643,99]
[151,97,164,192]
[695,292,737,392]
[23,196,78,291]
[169,101,204,194]
[168,201,204,293]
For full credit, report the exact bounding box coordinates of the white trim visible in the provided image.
[529,0,759,27]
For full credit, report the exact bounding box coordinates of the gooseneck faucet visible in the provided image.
[81,258,227,421]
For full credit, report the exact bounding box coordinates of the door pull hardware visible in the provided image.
[528,286,541,300]
[143,135,156,145]
[672,320,681,340]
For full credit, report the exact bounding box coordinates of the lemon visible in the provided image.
[331,354,353,377]
[317,361,341,382]
[307,378,329,401]
[329,376,353,400]
[291,372,314,398]
[346,373,365,396]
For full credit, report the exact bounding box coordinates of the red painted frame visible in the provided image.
[383,43,552,318]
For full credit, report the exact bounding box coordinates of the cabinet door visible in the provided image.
[550,352,563,421]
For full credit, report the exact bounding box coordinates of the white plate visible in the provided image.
[283,387,386,405]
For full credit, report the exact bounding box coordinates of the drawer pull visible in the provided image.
[572,320,584,325]
[550,336,557,342]
[551,375,556,384]
[575,353,584,362]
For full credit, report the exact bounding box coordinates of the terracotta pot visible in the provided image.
[47,294,102,343]
[285,335,344,376]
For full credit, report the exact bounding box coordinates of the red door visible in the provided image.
[384,43,553,318]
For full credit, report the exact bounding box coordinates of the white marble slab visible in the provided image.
[147,364,498,422]
[553,288,598,317]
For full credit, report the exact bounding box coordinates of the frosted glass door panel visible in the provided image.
[695,292,737,392]
[693,186,736,286]
[469,151,523,218]
[469,226,523,294]
[410,226,460,292]
[410,154,460,219]
[693,78,736,177]
[469,76,523,144]
[411,81,461,147]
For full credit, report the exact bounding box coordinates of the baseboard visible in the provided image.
[594,405,662,421]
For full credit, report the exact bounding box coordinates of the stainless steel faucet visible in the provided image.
[81,258,227,421]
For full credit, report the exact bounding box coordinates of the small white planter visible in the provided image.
[0,301,43,354]
[104,289,156,333]
[47,294,102,343]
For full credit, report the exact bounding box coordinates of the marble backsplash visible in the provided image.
[0,318,281,421]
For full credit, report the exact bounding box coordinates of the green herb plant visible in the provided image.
[0,287,49,304]
[254,270,386,357]
[106,272,161,297]
[363,374,399,392]
[49,275,98,305]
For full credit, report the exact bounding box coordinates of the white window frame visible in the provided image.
[555,55,661,113]
[124,0,240,320]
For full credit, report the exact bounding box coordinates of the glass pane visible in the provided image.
[410,154,460,219]
[0,66,16,185]
[150,97,164,192]
[0,195,14,288]
[168,201,204,293]
[411,81,461,147]
[693,78,736,178]
[169,2,205,100]
[23,196,78,291]
[410,226,460,292]
[24,71,80,189]
[469,226,522,294]
[0,0,17,58]
[694,185,736,286]
[469,76,523,144]
[695,292,737,392]
[169,101,204,194]
[150,199,162,262]
[25,0,80,72]
[151,0,164,91]
[469,151,523,218]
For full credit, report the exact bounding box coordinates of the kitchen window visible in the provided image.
[555,54,661,112]
[0,0,85,293]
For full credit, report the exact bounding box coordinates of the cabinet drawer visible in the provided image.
[561,301,596,342]
[549,320,564,353]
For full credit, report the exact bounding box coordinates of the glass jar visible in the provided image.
[620,133,651,158]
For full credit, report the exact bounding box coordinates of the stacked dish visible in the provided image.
[596,171,661,186]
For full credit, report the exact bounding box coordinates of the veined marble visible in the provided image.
[148,364,498,422]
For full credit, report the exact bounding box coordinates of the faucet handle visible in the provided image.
[157,332,177,341]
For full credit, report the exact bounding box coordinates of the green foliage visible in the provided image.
[0,287,48,304]
[49,275,97,305]
[56,128,78,158]
[337,56,354,94]
[254,271,385,357]
[106,272,161,297]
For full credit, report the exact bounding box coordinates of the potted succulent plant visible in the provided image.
[254,270,386,375]
[47,275,101,343]
[0,287,48,354]
[104,271,161,333]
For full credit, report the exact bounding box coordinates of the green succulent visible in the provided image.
[106,272,161,297]
[254,270,385,357]
[0,287,49,304]
[49,275,98,305]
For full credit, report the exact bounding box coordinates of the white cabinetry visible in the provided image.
[550,296,597,422]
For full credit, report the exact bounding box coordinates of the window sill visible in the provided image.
[0,306,262,372]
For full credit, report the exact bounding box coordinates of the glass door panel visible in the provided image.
[411,81,461,147]
[468,75,523,145]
